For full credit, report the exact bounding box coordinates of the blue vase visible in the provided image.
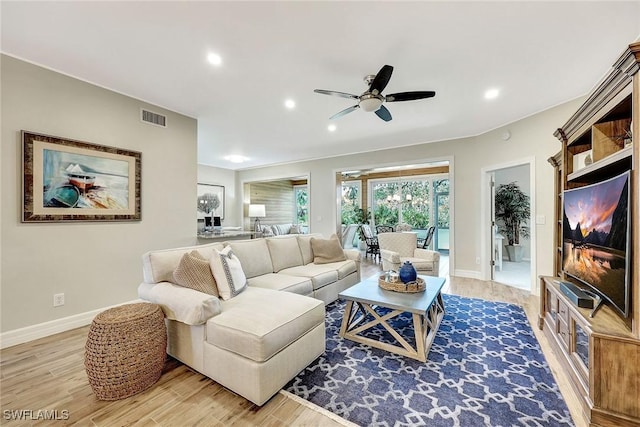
[399,261,417,283]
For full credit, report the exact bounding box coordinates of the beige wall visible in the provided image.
[1,55,198,334]
[236,98,584,287]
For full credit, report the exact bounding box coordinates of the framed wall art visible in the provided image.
[22,131,142,222]
[197,184,224,220]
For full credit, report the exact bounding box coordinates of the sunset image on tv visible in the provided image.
[562,171,630,315]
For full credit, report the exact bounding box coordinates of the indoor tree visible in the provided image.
[495,181,530,261]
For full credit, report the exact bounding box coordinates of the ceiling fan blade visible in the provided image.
[369,65,393,94]
[329,104,359,120]
[375,105,392,122]
[385,91,436,102]
[314,89,359,100]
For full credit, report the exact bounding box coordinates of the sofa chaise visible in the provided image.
[138,234,360,405]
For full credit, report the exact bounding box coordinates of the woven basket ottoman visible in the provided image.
[85,303,167,400]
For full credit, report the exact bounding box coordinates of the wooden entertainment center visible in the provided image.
[540,42,640,427]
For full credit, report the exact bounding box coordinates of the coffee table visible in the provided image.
[338,274,446,362]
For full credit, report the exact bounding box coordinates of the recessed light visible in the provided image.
[207,53,222,66]
[484,88,500,100]
[328,124,337,132]
[285,99,296,109]
[224,155,247,163]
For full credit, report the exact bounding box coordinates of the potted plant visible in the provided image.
[495,181,530,262]
[354,208,371,250]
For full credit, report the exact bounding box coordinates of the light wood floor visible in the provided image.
[1,257,584,427]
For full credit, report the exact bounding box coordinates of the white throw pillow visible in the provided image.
[210,246,247,300]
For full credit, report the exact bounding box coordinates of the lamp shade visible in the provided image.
[248,204,266,218]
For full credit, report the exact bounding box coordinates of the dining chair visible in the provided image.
[417,226,436,249]
[359,224,380,262]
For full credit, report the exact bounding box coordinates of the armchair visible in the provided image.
[378,232,440,277]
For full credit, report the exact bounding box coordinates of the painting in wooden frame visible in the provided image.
[197,184,225,220]
[22,131,141,222]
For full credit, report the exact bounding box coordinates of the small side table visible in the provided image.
[85,303,166,400]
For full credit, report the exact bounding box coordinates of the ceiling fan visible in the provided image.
[314,65,435,122]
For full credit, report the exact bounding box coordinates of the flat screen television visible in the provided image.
[562,170,631,317]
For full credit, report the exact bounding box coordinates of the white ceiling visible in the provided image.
[2,1,640,170]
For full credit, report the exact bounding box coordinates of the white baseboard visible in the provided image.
[0,299,144,349]
[453,269,482,280]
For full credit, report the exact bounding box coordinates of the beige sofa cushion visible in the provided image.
[206,287,324,362]
[266,236,303,272]
[142,242,225,284]
[247,273,313,295]
[226,239,274,278]
[330,259,358,279]
[279,264,339,289]
[297,233,323,265]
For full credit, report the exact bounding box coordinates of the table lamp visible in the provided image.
[248,204,266,232]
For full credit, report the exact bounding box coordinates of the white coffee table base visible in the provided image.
[339,293,445,362]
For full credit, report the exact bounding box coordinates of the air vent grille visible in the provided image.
[141,109,167,127]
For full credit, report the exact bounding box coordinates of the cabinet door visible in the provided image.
[557,301,571,349]
[558,317,570,349]
[570,318,589,385]
[545,289,558,326]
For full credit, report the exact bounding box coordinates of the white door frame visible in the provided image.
[480,157,536,291]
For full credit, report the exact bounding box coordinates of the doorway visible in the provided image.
[481,159,534,291]
[434,181,449,253]
[337,159,454,278]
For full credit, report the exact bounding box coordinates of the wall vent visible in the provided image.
[141,109,167,127]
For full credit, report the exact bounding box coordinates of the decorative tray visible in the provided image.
[378,275,426,293]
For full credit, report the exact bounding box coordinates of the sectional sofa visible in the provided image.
[138,234,360,405]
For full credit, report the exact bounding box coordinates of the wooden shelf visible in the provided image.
[548,40,639,426]
[567,144,632,182]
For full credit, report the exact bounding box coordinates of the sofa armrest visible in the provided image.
[380,249,401,263]
[343,249,361,262]
[413,249,440,261]
[380,249,402,273]
[138,282,222,325]
[412,249,440,276]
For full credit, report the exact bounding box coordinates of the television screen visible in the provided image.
[562,170,631,317]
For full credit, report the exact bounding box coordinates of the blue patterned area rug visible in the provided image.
[285,294,574,427]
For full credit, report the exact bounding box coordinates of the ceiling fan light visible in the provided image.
[359,97,383,112]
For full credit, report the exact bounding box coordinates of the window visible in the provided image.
[369,176,449,248]
[341,181,362,225]
[294,185,308,228]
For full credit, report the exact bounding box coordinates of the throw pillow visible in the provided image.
[311,234,347,264]
[271,224,291,235]
[260,225,274,237]
[210,246,247,300]
[289,224,302,234]
[172,250,219,297]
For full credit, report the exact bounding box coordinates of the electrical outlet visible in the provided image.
[53,293,65,307]
[475,257,480,265]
